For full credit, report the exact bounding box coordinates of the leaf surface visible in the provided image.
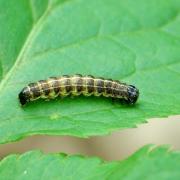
[0,146,179,179]
[0,0,180,143]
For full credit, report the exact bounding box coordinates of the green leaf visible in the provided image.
[0,0,180,143]
[0,145,179,179]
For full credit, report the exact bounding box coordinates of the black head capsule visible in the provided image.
[18,87,31,106]
[127,85,139,105]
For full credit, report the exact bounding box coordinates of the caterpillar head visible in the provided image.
[19,87,30,106]
[127,85,139,105]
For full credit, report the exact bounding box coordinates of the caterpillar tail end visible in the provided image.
[126,85,139,105]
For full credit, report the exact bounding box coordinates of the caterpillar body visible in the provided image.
[19,74,139,106]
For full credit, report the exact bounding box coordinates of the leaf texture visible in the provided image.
[0,0,180,143]
[0,146,179,179]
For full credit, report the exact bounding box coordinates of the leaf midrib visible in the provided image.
[0,4,50,94]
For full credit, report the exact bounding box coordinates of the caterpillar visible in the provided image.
[18,74,139,106]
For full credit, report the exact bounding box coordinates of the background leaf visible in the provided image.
[0,0,180,143]
[0,146,179,179]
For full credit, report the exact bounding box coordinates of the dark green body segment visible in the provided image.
[18,74,139,105]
